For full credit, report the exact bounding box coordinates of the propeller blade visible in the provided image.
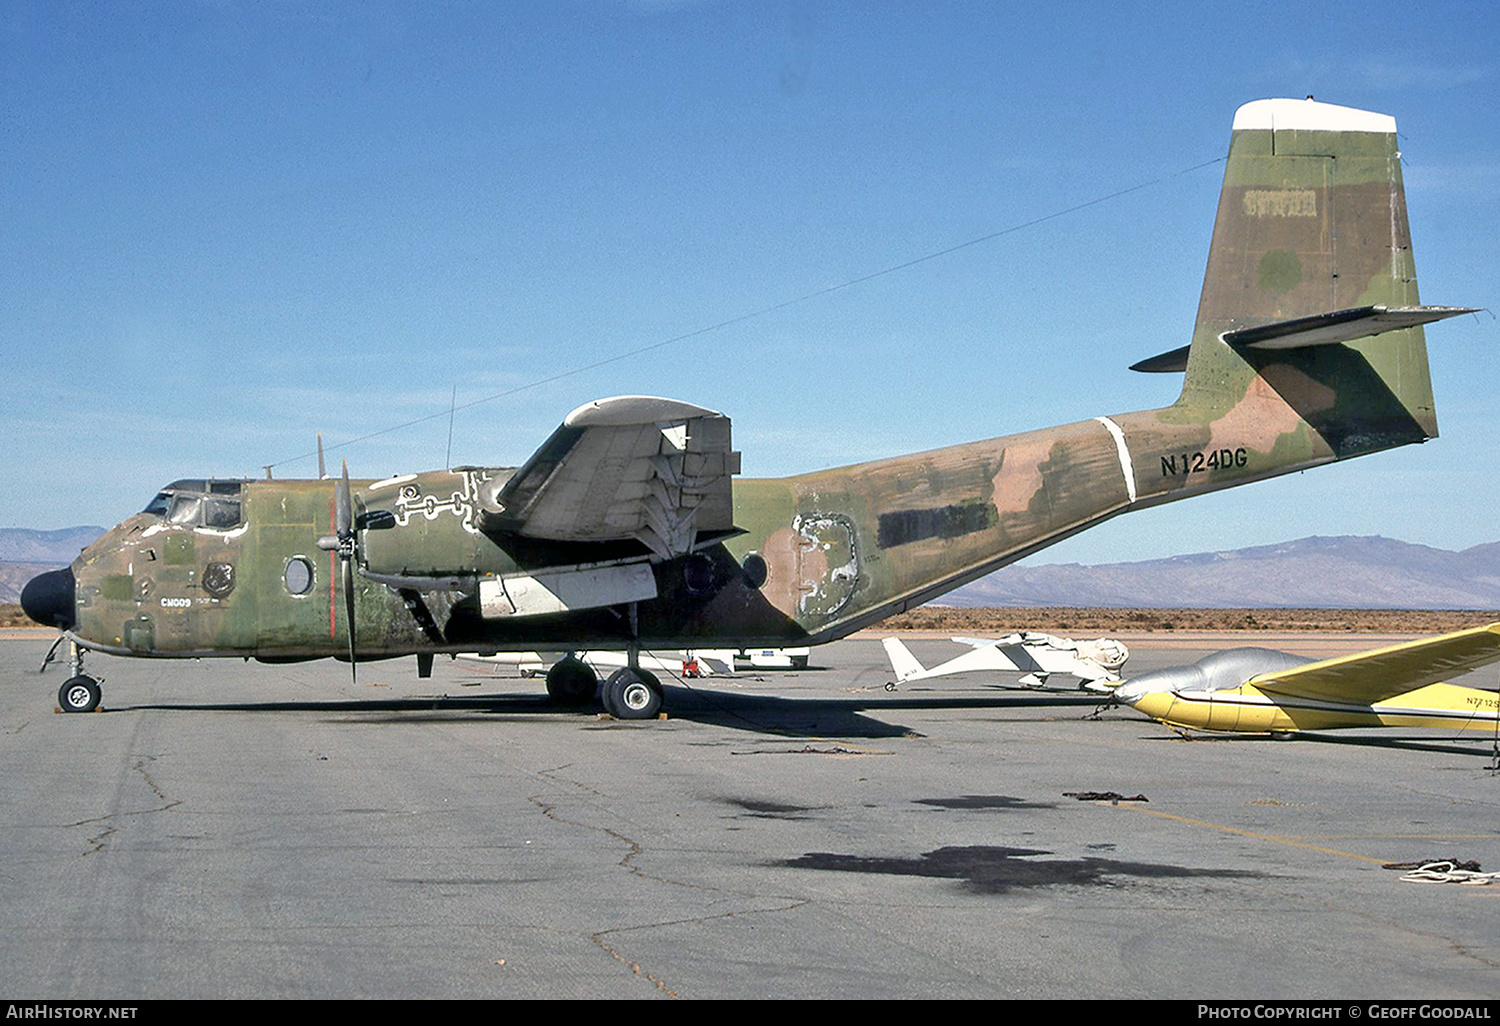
[335,459,357,684]
[343,551,357,683]
[336,461,352,538]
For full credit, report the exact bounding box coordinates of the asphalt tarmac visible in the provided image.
[3,633,1500,1000]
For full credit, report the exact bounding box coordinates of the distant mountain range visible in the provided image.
[0,527,106,565]
[947,536,1500,610]
[2,527,1497,611]
[0,527,105,606]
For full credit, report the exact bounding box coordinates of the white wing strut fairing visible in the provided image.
[464,648,736,679]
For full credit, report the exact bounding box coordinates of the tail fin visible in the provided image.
[882,637,926,682]
[728,99,1469,645]
[1138,98,1469,459]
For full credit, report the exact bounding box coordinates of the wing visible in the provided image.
[484,396,742,560]
[1247,623,1500,705]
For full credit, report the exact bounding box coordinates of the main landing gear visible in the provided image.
[544,655,664,719]
[54,640,102,713]
[601,667,663,720]
[545,656,598,706]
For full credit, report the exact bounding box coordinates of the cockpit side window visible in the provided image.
[204,498,242,529]
[142,492,171,517]
[167,495,204,525]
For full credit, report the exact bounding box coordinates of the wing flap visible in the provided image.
[1248,623,1500,705]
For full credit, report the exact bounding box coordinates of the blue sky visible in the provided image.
[2,1,1495,569]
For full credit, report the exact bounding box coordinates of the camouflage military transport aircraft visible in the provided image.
[1113,624,1500,734]
[21,98,1472,719]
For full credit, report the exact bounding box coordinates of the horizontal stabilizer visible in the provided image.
[1132,305,1474,374]
[1225,305,1475,350]
[1129,347,1193,374]
[884,633,1128,687]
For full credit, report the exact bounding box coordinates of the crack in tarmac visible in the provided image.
[591,929,683,999]
[1311,895,1500,974]
[591,900,814,1000]
[132,755,170,802]
[530,764,823,997]
[730,743,891,756]
[70,754,180,856]
[84,824,116,856]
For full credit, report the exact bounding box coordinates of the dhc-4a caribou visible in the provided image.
[22,98,1472,719]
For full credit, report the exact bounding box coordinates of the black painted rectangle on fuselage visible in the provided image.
[877,502,996,549]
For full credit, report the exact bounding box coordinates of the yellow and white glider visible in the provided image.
[1113,623,1500,733]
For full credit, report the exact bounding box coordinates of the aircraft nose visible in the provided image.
[20,567,76,630]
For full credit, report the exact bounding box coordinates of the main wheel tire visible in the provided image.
[602,669,663,720]
[58,676,101,714]
[545,657,598,705]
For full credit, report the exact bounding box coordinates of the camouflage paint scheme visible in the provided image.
[53,100,1456,667]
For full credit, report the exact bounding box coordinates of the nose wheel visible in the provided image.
[58,675,102,714]
[52,639,102,713]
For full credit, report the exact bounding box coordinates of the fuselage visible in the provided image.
[21,326,1441,671]
[22,389,1351,664]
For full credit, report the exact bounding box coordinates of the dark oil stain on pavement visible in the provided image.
[914,795,1057,811]
[783,845,1266,894]
[721,797,818,818]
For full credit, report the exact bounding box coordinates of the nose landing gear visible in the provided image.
[51,639,102,714]
[59,676,102,714]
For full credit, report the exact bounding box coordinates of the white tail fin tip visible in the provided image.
[1232,98,1395,135]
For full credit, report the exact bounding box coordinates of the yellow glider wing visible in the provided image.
[1246,623,1500,705]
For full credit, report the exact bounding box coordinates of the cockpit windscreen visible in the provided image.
[141,480,247,529]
